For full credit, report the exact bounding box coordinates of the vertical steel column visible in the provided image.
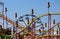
[53,19,55,35]
[0,2,4,28]
[31,9,35,39]
[44,23,47,39]
[52,19,55,39]
[5,8,8,29]
[15,13,19,39]
[57,24,59,35]
[48,2,51,39]
[2,2,4,29]
[15,13,18,27]
[57,24,60,39]
[26,15,29,39]
[48,10,51,39]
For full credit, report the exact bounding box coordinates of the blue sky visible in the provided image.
[0,0,60,29]
[0,0,60,20]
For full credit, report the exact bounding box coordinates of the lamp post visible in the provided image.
[5,7,8,29]
[48,2,51,39]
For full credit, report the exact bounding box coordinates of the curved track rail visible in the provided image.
[0,12,60,38]
[0,14,23,29]
[20,12,60,33]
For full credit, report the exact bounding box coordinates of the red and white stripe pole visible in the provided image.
[48,2,51,39]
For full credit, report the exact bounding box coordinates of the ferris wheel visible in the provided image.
[17,9,45,35]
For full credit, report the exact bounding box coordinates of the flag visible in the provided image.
[5,8,7,12]
[53,19,55,24]
[15,13,17,18]
[45,23,47,27]
[32,9,34,14]
[48,2,50,8]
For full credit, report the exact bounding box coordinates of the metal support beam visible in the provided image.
[0,2,4,28]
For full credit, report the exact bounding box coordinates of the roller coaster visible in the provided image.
[0,2,60,39]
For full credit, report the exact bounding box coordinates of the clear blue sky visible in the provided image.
[0,0,60,29]
[0,0,60,20]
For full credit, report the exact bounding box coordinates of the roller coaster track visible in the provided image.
[36,22,60,38]
[0,12,60,38]
[0,14,24,29]
[0,13,35,37]
[20,12,60,32]
[19,12,60,38]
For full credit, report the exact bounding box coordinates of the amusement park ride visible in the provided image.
[0,2,60,39]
